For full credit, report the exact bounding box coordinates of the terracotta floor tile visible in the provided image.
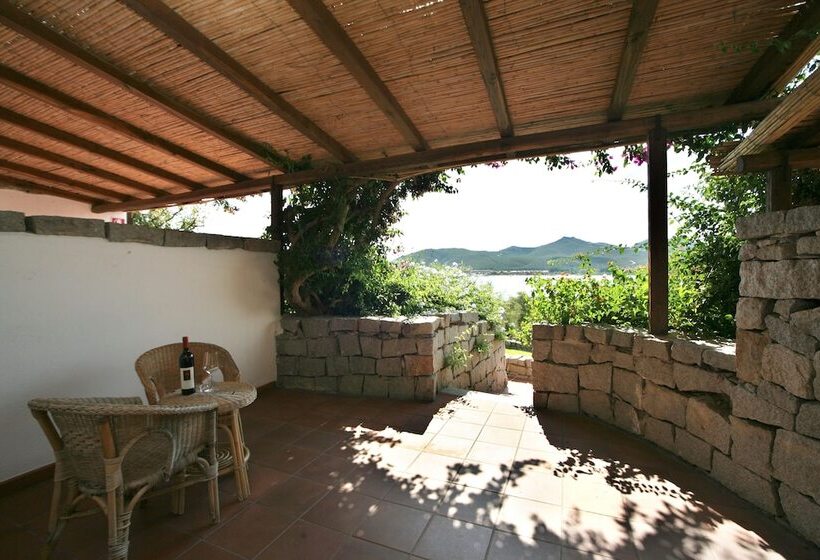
[485,413,527,431]
[257,520,345,560]
[436,484,504,527]
[563,478,627,518]
[256,475,331,517]
[175,541,244,560]
[485,529,562,560]
[292,429,347,452]
[405,452,463,482]
[296,454,358,486]
[218,463,290,501]
[373,445,422,471]
[332,536,410,560]
[412,514,493,560]
[454,459,511,493]
[477,426,522,447]
[0,526,46,560]
[466,441,517,465]
[251,444,320,473]
[438,419,484,440]
[424,434,475,458]
[354,500,432,552]
[494,496,563,545]
[562,508,637,560]
[451,408,491,425]
[304,489,380,534]
[505,467,563,505]
[383,475,450,512]
[337,465,409,499]
[129,522,201,560]
[204,502,292,558]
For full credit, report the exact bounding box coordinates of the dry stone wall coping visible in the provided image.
[0,211,280,252]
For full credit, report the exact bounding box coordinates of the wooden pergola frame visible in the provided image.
[0,0,818,334]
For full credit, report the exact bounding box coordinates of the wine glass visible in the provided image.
[199,351,217,392]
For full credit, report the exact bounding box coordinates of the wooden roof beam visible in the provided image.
[122,0,356,163]
[0,2,273,165]
[0,106,202,191]
[287,0,428,152]
[728,1,820,102]
[607,0,660,121]
[92,98,778,213]
[0,158,127,202]
[738,147,820,172]
[719,69,820,172]
[0,65,247,182]
[459,0,513,137]
[0,135,167,197]
[0,174,104,205]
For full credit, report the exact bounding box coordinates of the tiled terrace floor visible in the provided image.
[2,381,819,560]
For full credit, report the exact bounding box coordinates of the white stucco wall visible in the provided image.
[0,188,127,222]
[0,232,279,481]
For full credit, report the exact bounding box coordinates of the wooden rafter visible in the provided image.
[459,0,513,137]
[607,0,660,121]
[0,174,103,204]
[93,98,778,213]
[719,70,820,173]
[0,158,127,202]
[0,107,202,191]
[728,1,820,102]
[122,0,356,163]
[738,147,820,172]
[0,135,167,197]
[0,2,273,165]
[0,65,247,182]
[287,0,428,152]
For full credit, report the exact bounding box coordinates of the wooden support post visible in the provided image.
[766,165,792,211]
[270,181,285,311]
[647,120,668,335]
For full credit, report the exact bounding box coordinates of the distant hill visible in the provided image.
[399,237,647,274]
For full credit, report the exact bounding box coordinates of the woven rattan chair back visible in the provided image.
[28,397,220,560]
[134,342,240,404]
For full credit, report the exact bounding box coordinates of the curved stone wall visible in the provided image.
[532,204,820,547]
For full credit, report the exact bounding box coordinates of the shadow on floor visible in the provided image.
[1,382,817,560]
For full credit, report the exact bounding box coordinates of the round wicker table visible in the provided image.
[161,381,256,500]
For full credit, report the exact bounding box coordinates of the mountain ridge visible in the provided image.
[399,236,647,273]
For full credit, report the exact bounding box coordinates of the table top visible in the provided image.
[160,381,257,413]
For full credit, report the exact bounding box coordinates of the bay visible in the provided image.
[470,273,609,299]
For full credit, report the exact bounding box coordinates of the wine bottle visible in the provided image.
[179,336,195,395]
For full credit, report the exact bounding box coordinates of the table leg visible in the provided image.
[230,410,251,500]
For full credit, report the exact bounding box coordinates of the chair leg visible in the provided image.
[208,475,221,524]
[106,490,131,560]
[170,473,186,515]
[229,411,251,500]
[46,478,63,534]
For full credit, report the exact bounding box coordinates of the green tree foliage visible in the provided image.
[280,173,458,314]
[129,206,202,231]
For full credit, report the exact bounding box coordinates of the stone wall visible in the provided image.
[276,313,506,401]
[506,355,533,382]
[531,204,820,547]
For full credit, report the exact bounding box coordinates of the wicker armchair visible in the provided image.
[134,343,250,496]
[29,397,220,560]
[134,343,240,404]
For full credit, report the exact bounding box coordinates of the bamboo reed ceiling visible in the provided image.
[0,0,813,212]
